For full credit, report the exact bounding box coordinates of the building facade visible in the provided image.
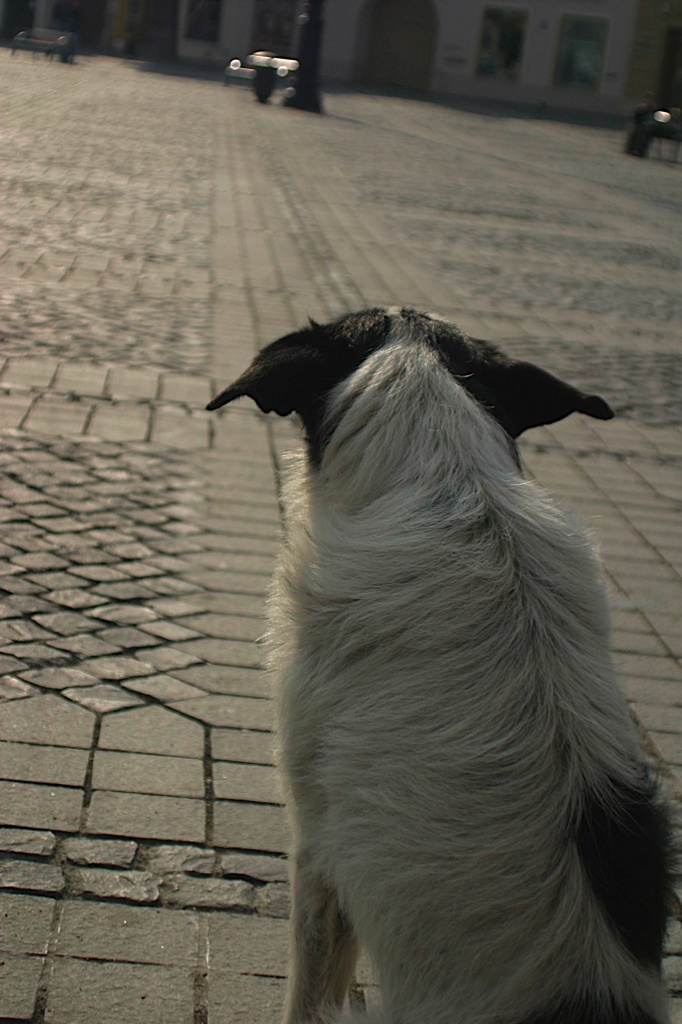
[626,0,682,107]
[173,0,641,114]
[6,1,680,116]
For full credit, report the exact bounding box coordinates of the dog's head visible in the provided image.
[207,308,613,461]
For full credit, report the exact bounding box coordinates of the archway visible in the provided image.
[362,0,437,93]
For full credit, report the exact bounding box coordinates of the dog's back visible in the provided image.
[208,309,672,1024]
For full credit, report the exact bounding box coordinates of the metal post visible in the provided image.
[284,0,326,114]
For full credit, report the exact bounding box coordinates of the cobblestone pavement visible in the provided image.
[0,52,681,1022]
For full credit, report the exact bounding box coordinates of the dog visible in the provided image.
[207,308,672,1024]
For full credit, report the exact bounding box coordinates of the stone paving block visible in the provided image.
[183,568,271,596]
[161,874,255,909]
[214,762,282,804]
[1,356,58,389]
[0,892,56,952]
[0,653,29,674]
[88,401,151,442]
[106,367,160,401]
[0,693,95,747]
[133,644,203,672]
[0,675,38,701]
[212,728,275,766]
[63,682,146,712]
[197,589,264,618]
[144,844,215,876]
[0,779,82,832]
[137,619,202,642]
[160,373,213,405]
[92,749,204,797]
[71,867,160,903]
[170,693,273,730]
[122,672,206,701]
[46,587,106,608]
[86,602,159,625]
[208,912,288,975]
[220,851,288,883]
[0,391,32,429]
[208,970,285,1024]
[648,732,682,767]
[53,361,109,396]
[24,394,91,436]
[63,837,137,867]
[48,633,121,657]
[176,663,272,698]
[151,406,210,448]
[96,624,164,648]
[631,705,682,735]
[255,882,291,919]
[213,801,290,854]
[0,827,56,857]
[665,958,682,994]
[99,704,204,757]
[0,740,89,786]
[0,953,44,1021]
[181,612,265,642]
[77,654,157,680]
[621,677,682,707]
[87,790,205,843]
[57,900,200,964]
[0,859,65,894]
[190,549,273,575]
[43,959,195,1024]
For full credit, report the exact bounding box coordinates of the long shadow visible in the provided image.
[323,82,627,131]
[125,55,628,132]
[131,57,224,83]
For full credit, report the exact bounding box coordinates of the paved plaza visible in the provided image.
[0,50,681,1023]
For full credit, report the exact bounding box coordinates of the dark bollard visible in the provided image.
[284,0,326,114]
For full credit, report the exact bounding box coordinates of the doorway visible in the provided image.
[362,0,437,93]
[658,26,682,108]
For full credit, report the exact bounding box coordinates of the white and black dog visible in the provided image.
[208,308,672,1024]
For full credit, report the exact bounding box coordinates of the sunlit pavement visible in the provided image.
[0,51,680,1022]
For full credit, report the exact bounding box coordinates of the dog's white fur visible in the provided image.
[266,326,667,1024]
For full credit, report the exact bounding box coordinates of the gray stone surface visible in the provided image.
[0,953,45,1021]
[62,837,138,867]
[0,892,56,952]
[160,874,255,910]
[0,693,95,747]
[0,827,56,857]
[56,901,199,964]
[207,913,289,975]
[98,704,205,757]
[0,860,65,894]
[0,740,89,786]
[213,801,290,854]
[0,780,83,832]
[86,791,205,844]
[92,749,205,797]
[43,959,195,1024]
[220,851,289,883]
[144,843,215,876]
[71,867,160,903]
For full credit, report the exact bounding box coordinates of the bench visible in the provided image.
[12,28,74,61]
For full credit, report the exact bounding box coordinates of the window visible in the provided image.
[251,0,298,54]
[554,16,608,91]
[185,0,221,42]
[477,8,528,82]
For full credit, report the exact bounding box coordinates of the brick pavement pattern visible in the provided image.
[0,52,681,1022]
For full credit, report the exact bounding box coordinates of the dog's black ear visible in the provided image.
[489,360,614,438]
[206,338,324,417]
